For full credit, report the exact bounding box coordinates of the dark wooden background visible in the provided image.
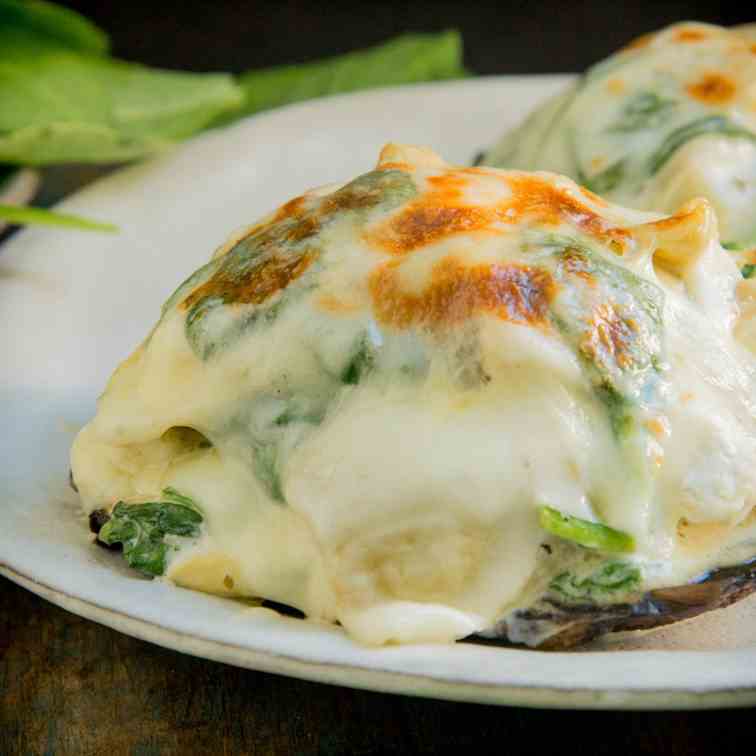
[2,1,755,753]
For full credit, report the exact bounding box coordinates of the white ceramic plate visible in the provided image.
[2,76,756,710]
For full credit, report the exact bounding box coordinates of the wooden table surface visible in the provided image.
[2,577,754,756]
[3,2,755,753]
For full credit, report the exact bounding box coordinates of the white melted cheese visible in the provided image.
[72,144,756,645]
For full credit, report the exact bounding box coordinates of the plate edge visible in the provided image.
[3,563,756,711]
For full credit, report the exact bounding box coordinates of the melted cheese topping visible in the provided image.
[484,22,756,246]
[71,144,756,645]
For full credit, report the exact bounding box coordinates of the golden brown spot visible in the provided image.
[580,303,638,370]
[580,187,609,207]
[427,172,469,200]
[316,293,363,314]
[223,575,235,590]
[590,156,607,172]
[645,416,670,439]
[373,205,493,254]
[687,72,737,104]
[272,195,307,223]
[377,161,412,172]
[503,175,628,242]
[607,78,626,95]
[624,31,654,51]
[561,249,598,286]
[368,172,627,255]
[283,214,321,243]
[370,256,556,330]
[751,43,756,55]
[674,27,708,43]
[183,250,317,309]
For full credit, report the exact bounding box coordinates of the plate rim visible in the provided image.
[4,563,756,710]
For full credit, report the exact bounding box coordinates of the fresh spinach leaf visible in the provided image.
[234,30,466,119]
[0,203,116,231]
[539,506,635,553]
[550,561,642,601]
[0,0,243,165]
[0,54,243,165]
[649,116,756,175]
[98,489,204,576]
[0,0,108,55]
[742,264,756,279]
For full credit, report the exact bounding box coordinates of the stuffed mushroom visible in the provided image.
[483,22,756,250]
[72,144,756,647]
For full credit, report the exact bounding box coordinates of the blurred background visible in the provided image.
[61,0,752,74]
[33,0,750,207]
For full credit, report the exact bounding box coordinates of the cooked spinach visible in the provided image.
[544,241,664,440]
[182,170,415,362]
[539,506,635,553]
[648,116,756,175]
[97,489,203,576]
[252,442,284,503]
[578,159,626,194]
[742,264,756,279]
[609,91,677,133]
[341,337,376,385]
[549,561,642,601]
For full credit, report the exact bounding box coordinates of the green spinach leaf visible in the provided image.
[234,30,466,119]
[649,116,756,175]
[609,91,677,133]
[0,0,243,165]
[0,0,108,55]
[578,159,626,194]
[550,561,642,601]
[98,489,203,576]
[539,506,635,553]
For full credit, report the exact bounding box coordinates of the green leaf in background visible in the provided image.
[0,203,116,231]
[0,3,466,229]
[234,30,467,118]
[0,0,243,165]
[0,0,108,55]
